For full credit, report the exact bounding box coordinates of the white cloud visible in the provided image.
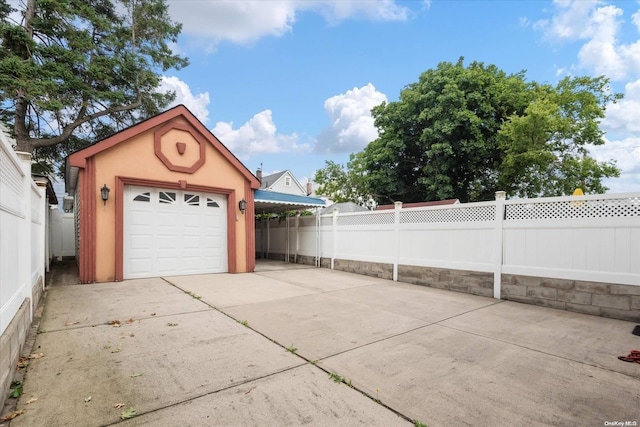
[535,0,601,41]
[603,79,640,134]
[315,83,387,154]
[158,76,210,124]
[589,136,640,192]
[535,1,640,81]
[169,1,410,46]
[212,110,310,159]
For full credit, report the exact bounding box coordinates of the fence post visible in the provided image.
[331,208,338,270]
[393,201,402,281]
[294,213,300,264]
[493,191,506,299]
[36,184,46,293]
[17,152,33,321]
[266,218,270,259]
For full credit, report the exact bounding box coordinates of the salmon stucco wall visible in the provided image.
[80,115,252,282]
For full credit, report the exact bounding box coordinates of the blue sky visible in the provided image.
[159,0,640,194]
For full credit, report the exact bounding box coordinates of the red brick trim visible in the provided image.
[78,159,97,283]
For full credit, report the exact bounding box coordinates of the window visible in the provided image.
[159,191,176,204]
[133,192,150,202]
[184,194,200,206]
[206,198,220,208]
[285,176,291,186]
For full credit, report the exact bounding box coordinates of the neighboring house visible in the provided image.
[259,170,308,196]
[318,201,370,214]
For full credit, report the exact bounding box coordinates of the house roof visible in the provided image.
[65,104,260,194]
[259,170,306,194]
[254,189,325,214]
[319,202,369,214]
[260,171,287,188]
[375,199,460,210]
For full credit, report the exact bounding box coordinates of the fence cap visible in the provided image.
[495,191,507,200]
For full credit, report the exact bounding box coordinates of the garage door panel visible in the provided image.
[124,186,228,279]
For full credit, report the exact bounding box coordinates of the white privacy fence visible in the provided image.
[256,192,640,298]
[51,210,75,259]
[0,132,47,336]
[502,194,640,287]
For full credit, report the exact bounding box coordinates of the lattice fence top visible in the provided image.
[400,205,495,224]
[505,197,640,220]
[337,212,394,226]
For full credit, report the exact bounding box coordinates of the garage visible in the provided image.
[124,186,227,279]
[66,105,260,283]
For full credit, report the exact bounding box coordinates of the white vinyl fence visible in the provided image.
[256,192,640,298]
[51,210,75,259]
[0,132,47,336]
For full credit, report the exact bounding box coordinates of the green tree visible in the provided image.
[363,58,530,203]
[0,0,188,155]
[498,76,620,197]
[314,152,375,207]
[322,58,622,203]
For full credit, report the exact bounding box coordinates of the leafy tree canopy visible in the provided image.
[0,0,188,168]
[315,58,621,203]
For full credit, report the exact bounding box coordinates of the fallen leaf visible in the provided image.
[129,333,135,337]
[113,402,125,409]
[84,396,92,402]
[130,373,143,378]
[166,322,178,327]
[125,318,134,324]
[65,321,79,326]
[25,397,38,404]
[150,313,156,316]
[0,409,24,421]
[16,358,29,370]
[121,408,137,420]
[111,348,122,354]
[28,353,45,359]
[107,320,121,327]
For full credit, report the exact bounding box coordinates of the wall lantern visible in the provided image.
[100,184,110,205]
[238,198,247,214]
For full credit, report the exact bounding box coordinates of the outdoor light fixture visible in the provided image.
[238,198,247,214]
[100,184,110,205]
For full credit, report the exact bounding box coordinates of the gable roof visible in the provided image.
[66,105,260,193]
[260,170,306,194]
[319,202,369,214]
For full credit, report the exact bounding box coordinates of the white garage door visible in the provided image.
[124,186,227,279]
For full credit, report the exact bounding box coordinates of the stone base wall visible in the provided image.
[502,274,640,322]
[258,254,640,322]
[0,299,30,411]
[333,259,393,280]
[398,265,494,298]
[32,276,44,313]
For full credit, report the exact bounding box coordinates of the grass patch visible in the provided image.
[328,372,343,383]
[285,344,297,354]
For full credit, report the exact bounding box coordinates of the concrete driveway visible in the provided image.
[4,264,640,426]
